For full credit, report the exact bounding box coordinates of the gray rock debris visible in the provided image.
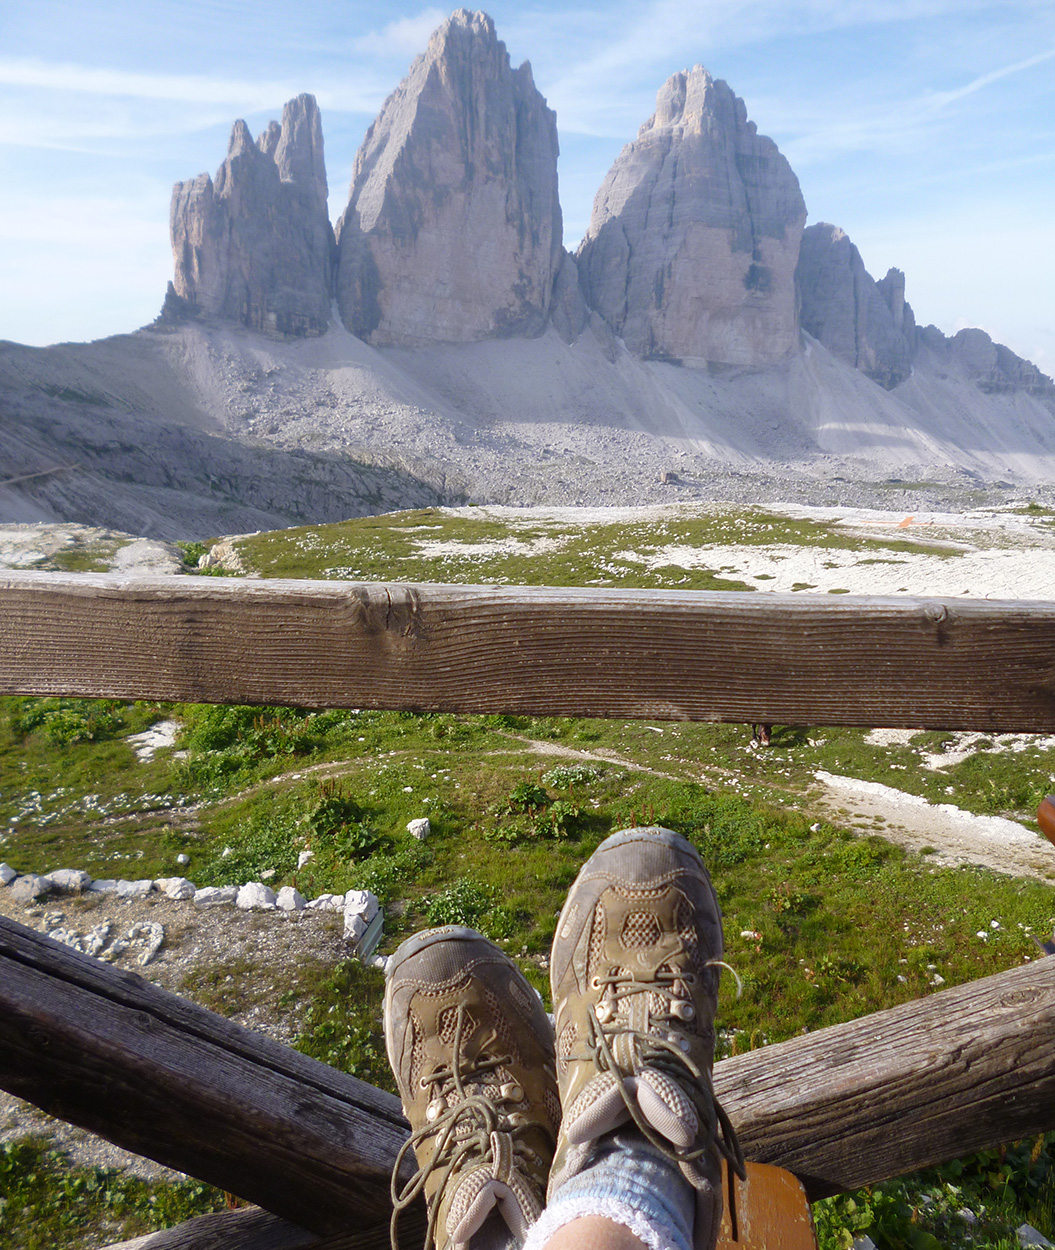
[796,222,917,389]
[0,863,18,886]
[577,66,806,367]
[167,94,334,338]
[336,9,562,345]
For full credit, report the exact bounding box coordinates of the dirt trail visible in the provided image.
[509,735,1055,881]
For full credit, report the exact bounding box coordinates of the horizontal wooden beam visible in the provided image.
[714,954,1055,1199]
[0,916,413,1236]
[103,1205,421,1250]
[4,572,1055,729]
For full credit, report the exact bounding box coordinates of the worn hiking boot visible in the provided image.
[548,828,745,1249]
[384,927,560,1250]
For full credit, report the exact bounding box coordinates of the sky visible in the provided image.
[1,1,1053,376]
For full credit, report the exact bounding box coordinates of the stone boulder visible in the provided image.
[335,10,562,345]
[576,67,806,366]
[168,94,334,337]
[796,223,917,389]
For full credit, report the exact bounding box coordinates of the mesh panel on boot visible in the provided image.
[622,911,661,948]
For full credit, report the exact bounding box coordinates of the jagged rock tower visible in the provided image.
[577,68,806,367]
[796,223,917,389]
[167,94,334,336]
[335,9,563,345]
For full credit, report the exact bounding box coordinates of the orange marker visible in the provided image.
[1037,795,1055,847]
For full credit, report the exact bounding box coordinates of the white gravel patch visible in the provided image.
[125,720,181,761]
[815,770,1055,880]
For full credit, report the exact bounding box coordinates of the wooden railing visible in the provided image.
[2,571,1055,1249]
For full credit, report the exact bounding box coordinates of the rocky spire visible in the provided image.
[576,68,806,367]
[796,223,917,389]
[335,9,562,345]
[167,94,334,337]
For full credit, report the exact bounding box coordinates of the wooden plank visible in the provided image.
[0,915,414,1235]
[3,571,1055,729]
[102,1204,426,1250]
[714,954,1055,1200]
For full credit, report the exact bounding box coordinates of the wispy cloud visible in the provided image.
[350,8,446,58]
[920,46,1055,113]
[0,59,299,107]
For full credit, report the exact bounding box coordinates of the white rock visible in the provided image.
[277,885,307,911]
[1019,1226,1055,1248]
[236,882,277,911]
[115,879,155,900]
[297,849,315,868]
[260,868,276,880]
[176,853,190,866]
[344,889,379,922]
[10,874,52,902]
[852,1238,878,1250]
[306,893,345,912]
[0,863,17,886]
[344,913,368,943]
[127,921,166,966]
[366,953,388,971]
[88,879,120,894]
[44,868,92,893]
[407,818,430,840]
[193,885,239,906]
[154,876,197,900]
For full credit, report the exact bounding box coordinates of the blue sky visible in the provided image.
[1,1,1053,375]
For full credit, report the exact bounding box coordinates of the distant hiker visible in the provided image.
[751,722,773,746]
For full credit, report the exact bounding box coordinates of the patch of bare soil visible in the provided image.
[0,886,346,1178]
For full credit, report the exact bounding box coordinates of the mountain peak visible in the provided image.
[577,68,806,366]
[334,9,562,345]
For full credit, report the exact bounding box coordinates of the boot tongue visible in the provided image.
[564,1070,698,1150]
[446,1132,542,1250]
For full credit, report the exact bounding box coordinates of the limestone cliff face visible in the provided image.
[335,9,562,346]
[919,325,1055,398]
[168,94,334,337]
[796,223,916,389]
[576,68,806,367]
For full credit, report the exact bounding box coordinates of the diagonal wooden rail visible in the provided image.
[4,571,1055,729]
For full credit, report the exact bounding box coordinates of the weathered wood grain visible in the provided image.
[0,915,414,1235]
[5,912,1054,1229]
[102,1204,425,1250]
[4,572,1055,729]
[714,954,1055,1199]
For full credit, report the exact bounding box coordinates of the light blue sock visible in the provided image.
[522,1130,697,1250]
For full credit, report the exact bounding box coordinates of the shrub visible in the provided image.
[423,878,513,938]
[504,781,549,812]
[10,697,125,745]
[542,764,604,789]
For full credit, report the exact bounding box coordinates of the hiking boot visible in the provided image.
[548,828,744,1248]
[385,926,560,1250]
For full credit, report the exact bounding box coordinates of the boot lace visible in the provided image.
[391,1005,543,1250]
[583,959,746,1180]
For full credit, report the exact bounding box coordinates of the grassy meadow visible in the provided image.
[2,504,1054,1249]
